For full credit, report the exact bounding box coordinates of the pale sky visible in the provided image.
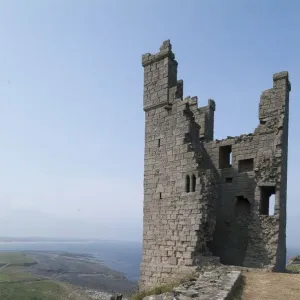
[0,1,299,246]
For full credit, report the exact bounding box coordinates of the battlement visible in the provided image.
[142,40,216,141]
[273,71,288,80]
[142,40,179,112]
[142,40,176,67]
[140,40,291,291]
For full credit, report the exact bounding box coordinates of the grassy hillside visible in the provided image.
[0,266,38,282]
[0,252,91,300]
[0,252,35,265]
[0,280,81,300]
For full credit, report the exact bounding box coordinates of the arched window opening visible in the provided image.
[235,196,251,218]
[191,174,196,192]
[185,175,190,193]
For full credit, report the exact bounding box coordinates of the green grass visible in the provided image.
[0,273,11,281]
[0,252,35,265]
[131,282,178,300]
[0,280,80,300]
[0,266,38,282]
[286,264,300,273]
[131,272,198,300]
[0,252,83,299]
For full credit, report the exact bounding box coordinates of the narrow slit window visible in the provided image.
[260,186,276,216]
[158,139,160,147]
[191,174,196,192]
[159,192,162,199]
[185,175,190,193]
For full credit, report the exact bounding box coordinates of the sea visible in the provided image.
[0,240,298,282]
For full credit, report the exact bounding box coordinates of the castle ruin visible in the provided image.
[140,40,291,290]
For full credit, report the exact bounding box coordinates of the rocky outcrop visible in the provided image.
[287,256,300,266]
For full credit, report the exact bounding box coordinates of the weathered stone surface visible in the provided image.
[143,293,173,300]
[140,40,291,290]
[143,270,242,300]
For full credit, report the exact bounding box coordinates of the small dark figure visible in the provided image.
[110,294,123,300]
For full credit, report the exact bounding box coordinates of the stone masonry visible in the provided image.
[140,40,291,290]
[143,269,242,300]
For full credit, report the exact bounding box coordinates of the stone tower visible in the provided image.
[140,40,291,290]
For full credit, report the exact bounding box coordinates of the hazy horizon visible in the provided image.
[0,209,299,248]
[0,1,299,247]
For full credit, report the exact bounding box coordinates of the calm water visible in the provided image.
[0,240,298,282]
[0,240,142,281]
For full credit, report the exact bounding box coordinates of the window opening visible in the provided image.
[269,194,275,216]
[225,177,233,183]
[219,145,232,169]
[260,186,276,216]
[235,196,251,217]
[191,174,196,192]
[238,159,254,173]
[185,175,190,193]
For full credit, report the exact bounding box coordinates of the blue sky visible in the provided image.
[0,1,299,245]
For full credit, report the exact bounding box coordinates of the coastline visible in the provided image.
[24,251,138,295]
[0,249,138,299]
[0,239,142,282]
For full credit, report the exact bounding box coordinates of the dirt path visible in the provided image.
[0,263,9,271]
[242,271,300,300]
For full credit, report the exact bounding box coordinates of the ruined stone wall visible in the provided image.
[200,72,290,269]
[140,40,291,290]
[141,98,217,289]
